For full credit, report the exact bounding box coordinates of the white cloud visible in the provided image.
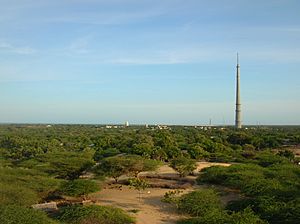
[0,41,36,55]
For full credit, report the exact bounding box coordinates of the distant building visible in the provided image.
[157,125,170,130]
[125,121,129,127]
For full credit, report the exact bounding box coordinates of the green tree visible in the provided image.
[129,178,149,201]
[97,156,127,183]
[187,144,210,160]
[59,179,100,199]
[170,156,196,177]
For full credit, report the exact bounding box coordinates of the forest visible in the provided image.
[0,124,300,224]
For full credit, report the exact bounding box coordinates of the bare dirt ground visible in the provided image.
[92,185,190,224]
[91,162,233,224]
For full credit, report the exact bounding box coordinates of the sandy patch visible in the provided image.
[91,162,232,224]
[140,161,231,177]
[194,162,231,174]
[91,185,190,224]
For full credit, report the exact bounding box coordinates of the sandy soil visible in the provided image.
[92,185,190,224]
[91,162,232,224]
[140,161,231,178]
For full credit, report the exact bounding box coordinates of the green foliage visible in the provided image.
[19,151,95,179]
[199,162,300,223]
[129,178,149,191]
[0,156,13,167]
[129,178,149,201]
[0,204,58,224]
[0,183,38,206]
[255,151,288,167]
[177,210,229,224]
[227,207,268,224]
[142,158,161,172]
[1,124,300,224]
[58,205,135,224]
[1,124,299,165]
[94,148,121,161]
[178,208,267,224]
[177,189,222,217]
[59,179,100,197]
[131,142,154,158]
[161,190,183,206]
[0,167,60,205]
[277,149,295,161]
[174,191,266,224]
[96,156,128,182]
[187,144,210,160]
[170,156,196,177]
[96,155,159,182]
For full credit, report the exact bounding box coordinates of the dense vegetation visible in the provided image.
[58,205,135,224]
[198,162,300,223]
[163,189,266,224]
[0,124,299,223]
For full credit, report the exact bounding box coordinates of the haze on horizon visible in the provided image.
[0,0,299,125]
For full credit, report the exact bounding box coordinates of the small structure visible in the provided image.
[32,202,58,213]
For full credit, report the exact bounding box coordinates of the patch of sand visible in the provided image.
[194,162,231,174]
[141,161,231,177]
[91,185,190,224]
[91,162,233,224]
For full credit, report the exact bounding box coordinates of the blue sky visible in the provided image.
[0,0,299,125]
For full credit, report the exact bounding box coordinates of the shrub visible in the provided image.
[94,148,121,161]
[170,157,196,177]
[19,151,95,179]
[177,189,222,217]
[0,205,57,224]
[59,179,100,198]
[58,205,135,224]
[197,165,230,185]
[0,183,38,206]
[0,167,60,204]
[177,210,229,224]
[177,208,266,224]
[255,151,288,167]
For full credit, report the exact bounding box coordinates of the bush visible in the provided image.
[170,157,196,177]
[177,210,229,224]
[255,151,288,167]
[94,148,121,161]
[177,189,222,217]
[0,205,57,224]
[227,207,267,224]
[19,151,95,179]
[177,200,266,224]
[96,155,160,182]
[242,178,283,197]
[0,167,60,204]
[0,183,38,206]
[58,205,135,224]
[59,179,100,198]
[199,162,300,223]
